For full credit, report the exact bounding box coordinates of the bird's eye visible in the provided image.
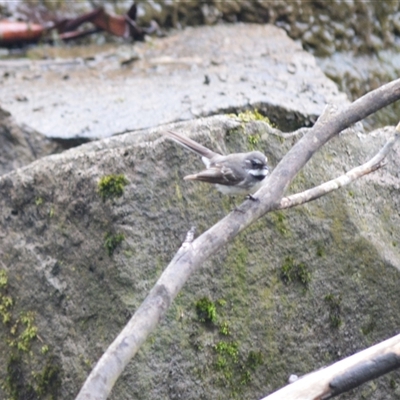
[251,159,262,168]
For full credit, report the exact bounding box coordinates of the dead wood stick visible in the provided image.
[259,333,400,400]
[75,79,400,400]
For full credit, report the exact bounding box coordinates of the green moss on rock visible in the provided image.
[34,356,62,399]
[104,232,125,256]
[280,256,311,288]
[97,174,128,200]
[0,270,62,400]
[195,297,217,324]
[324,293,342,329]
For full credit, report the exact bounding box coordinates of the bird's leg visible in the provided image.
[232,195,259,213]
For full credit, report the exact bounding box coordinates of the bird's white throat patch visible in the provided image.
[249,168,269,177]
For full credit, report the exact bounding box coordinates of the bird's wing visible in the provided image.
[184,166,242,186]
[164,130,220,160]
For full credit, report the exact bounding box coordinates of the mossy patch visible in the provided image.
[214,340,239,374]
[247,133,261,150]
[0,270,13,324]
[280,256,311,288]
[213,339,264,392]
[104,232,125,256]
[195,297,217,324]
[34,356,62,399]
[324,293,342,329]
[361,315,376,336]
[9,311,38,352]
[5,354,37,400]
[97,174,128,200]
[0,270,62,400]
[227,109,273,150]
[316,243,326,257]
[230,109,272,125]
[191,293,264,397]
[269,211,290,236]
[246,350,263,370]
[219,321,230,336]
[5,353,62,400]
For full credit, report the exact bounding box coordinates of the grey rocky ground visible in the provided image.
[0,24,347,140]
[0,22,400,400]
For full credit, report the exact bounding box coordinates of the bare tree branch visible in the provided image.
[259,333,400,400]
[278,130,400,210]
[76,79,400,400]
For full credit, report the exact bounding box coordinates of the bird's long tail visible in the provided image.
[164,130,219,159]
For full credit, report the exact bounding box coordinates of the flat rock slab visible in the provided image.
[0,24,348,139]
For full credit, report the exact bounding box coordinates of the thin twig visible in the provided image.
[278,130,400,210]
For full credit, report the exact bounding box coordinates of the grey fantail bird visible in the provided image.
[165,130,269,196]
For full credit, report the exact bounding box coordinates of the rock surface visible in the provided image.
[0,112,400,399]
[0,24,347,139]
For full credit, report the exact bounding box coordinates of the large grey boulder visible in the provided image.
[0,24,347,139]
[0,106,61,175]
[0,112,400,399]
